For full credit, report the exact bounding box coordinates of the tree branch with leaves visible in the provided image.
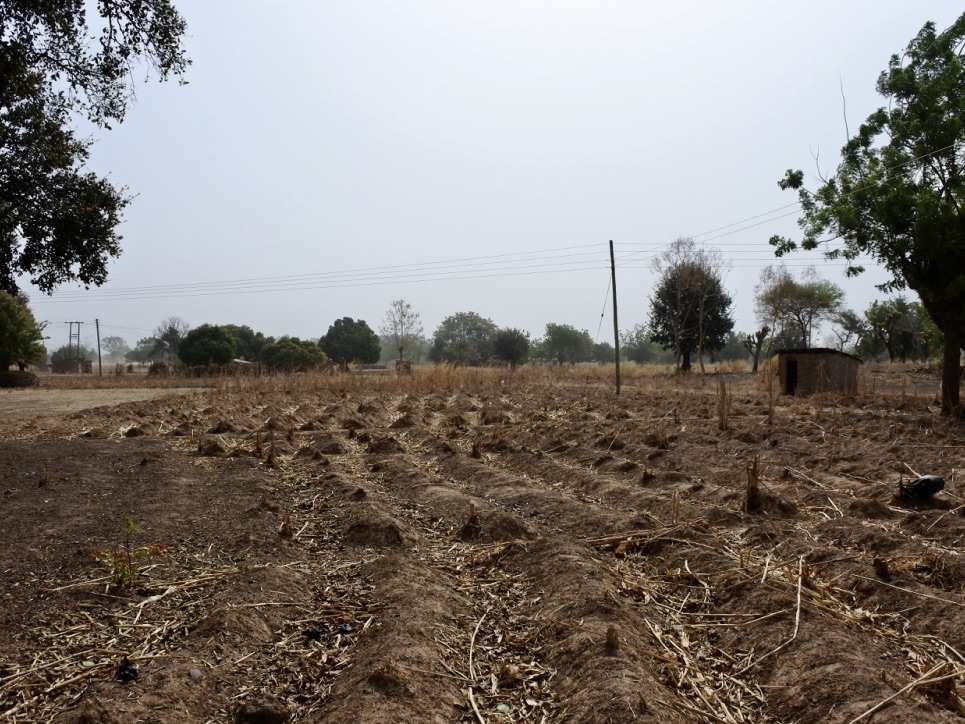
[770,13,965,414]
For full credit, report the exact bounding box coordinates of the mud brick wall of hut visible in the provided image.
[777,350,860,396]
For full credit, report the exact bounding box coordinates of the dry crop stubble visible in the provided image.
[1,362,964,721]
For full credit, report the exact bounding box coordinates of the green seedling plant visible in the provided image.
[96,517,165,589]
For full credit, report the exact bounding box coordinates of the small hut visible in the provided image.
[776,348,861,396]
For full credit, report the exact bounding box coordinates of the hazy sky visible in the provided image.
[29,2,962,355]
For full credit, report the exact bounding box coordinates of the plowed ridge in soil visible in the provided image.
[2,369,965,722]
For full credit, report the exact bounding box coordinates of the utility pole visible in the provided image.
[68,322,82,372]
[609,240,621,396]
[95,319,102,376]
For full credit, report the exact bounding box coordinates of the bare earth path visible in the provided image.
[1,368,965,722]
[0,387,205,419]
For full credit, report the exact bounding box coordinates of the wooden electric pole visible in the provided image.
[95,318,102,376]
[68,322,82,371]
[609,240,621,395]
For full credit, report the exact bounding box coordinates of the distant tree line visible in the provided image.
[2,9,964,412]
[6,264,947,378]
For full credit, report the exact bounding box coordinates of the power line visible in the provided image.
[33,262,612,304]
[31,241,850,306]
[594,276,611,342]
[33,142,953,309]
[31,254,856,307]
[691,201,804,240]
[37,245,605,298]
[33,249,611,303]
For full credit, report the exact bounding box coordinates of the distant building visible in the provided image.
[776,348,861,396]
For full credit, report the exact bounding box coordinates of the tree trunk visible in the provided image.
[697,295,706,374]
[681,350,692,372]
[745,326,768,373]
[941,324,961,417]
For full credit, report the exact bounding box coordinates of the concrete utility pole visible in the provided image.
[610,240,621,396]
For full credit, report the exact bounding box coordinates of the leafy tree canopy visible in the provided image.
[261,336,327,371]
[593,341,615,364]
[0,291,45,368]
[0,1,189,295]
[712,332,752,363]
[125,337,161,364]
[430,312,498,366]
[492,328,530,368]
[860,297,935,362]
[178,324,237,367]
[1,0,189,125]
[51,343,95,363]
[770,13,965,413]
[539,324,594,365]
[319,317,380,364]
[221,324,271,362]
[755,266,844,349]
[620,324,672,364]
[648,240,734,371]
[0,63,129,295]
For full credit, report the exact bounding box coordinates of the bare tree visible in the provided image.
[742,326,770,372]
[380,300,423,362]
[152,317,190,361]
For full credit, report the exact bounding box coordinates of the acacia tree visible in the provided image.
[771,13,965,415]
[380,299,423,362]
[861,297,933,362]
[830,311,863,353]
[755,266,844,349]
[0,2,189,295]
[648,238,734,372]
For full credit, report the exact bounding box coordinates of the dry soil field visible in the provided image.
[1,364,964,723]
